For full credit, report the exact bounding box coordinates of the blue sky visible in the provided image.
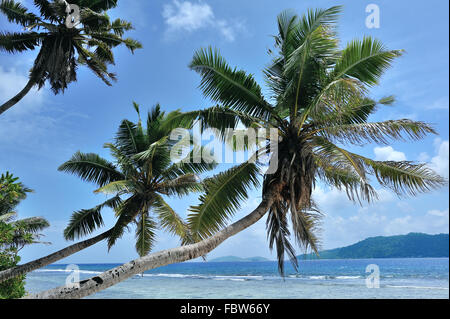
[0,0,448,264]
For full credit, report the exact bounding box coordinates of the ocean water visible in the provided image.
[25,258,449,299]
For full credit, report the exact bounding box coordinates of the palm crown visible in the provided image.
[58,104,217,257]
[0,0,141,101]
[0,172,50,251]
[179,7,446,274]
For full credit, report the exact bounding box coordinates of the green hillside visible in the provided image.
[300,233,449,260]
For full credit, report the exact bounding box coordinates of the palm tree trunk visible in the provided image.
[0,77,37,116]
[0,229,112,283]
[25,184,281,299]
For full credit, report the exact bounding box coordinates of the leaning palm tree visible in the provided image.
[0,0,142,115]
[59,103,216,256]
[27,7,446,299]
[181,6,446,274]
[0,172,50,252]
[0,103,214,283]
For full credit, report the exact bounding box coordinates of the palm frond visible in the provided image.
[357,156,447,196]
[75,43,117,86]
[109,18,133,36]
[163,145,218,179]
[266,207,298,275]
[94,180,135,195]
[135,212,156,257]
[317,119,436,146]
[313,137,447,197]
[310,95,393,126]
[0,0,40,27]
[158,174,203,197]
[187,162,260,242]
[64,196,121,240]
[107,195,143,250]
[332,37,403,87]
[0,31,43,53]
[190,46,278,122]
[82,0,118,12]
[284,7,341,102]
[312,137,374,202]
[33,0,58,22]
[115,119,145,156]
[315,160,378,203]
[58,151,124,187]
[103,142,137,177]
[153,194,189,241]
[12,216,49,233]
[0,212,17,222]
[80,8,110,31]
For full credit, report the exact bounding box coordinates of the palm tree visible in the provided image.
[0,103,215,283]
[27,7,446,299]
[180,6,446,274]
[0,172,50,252]
[59,103,216,257]
[0,0,142,115]
[0,172,49,299]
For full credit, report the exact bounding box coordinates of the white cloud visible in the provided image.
[417,151,430,162]
[0,66,87,153]
[426,97,449,110]
[429,138,449,178]
[427,209,449,217]
[323,206,449,249]
[311,184,448,249]
[162,1,244,42]
[0,66,45,116]
[0,66,56,147]
[374,146,407,161]
[312,185,395,214]
[163,0,213,32]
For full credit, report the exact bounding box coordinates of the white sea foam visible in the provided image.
[335,276,362,279]
[34,269,102,275]
[385,285,449,290]
[140,273,264,281]
[308,276,327,280]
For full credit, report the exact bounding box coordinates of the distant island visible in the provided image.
[208,233,449,262]
[299,233,449,260]
[209,256,270,262]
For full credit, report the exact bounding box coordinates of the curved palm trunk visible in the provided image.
[25,184,281,299]
[0,229,112,283]
[0,78,37,116]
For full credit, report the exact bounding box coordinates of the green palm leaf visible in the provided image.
[332,37,403,87]
[187,161,261,242]
[190,46,278,122]
[135,212,157,257]
[12,216,49,233]
[158,174,203,197]
[163,145,218,179]
[58,151,124,187]
[153,194,189,241]
[0,0,40,27]
[317,119,437,146]
[64,195,121,240]
[0,31,43,53]
[94,180,135,195]
[107,195,143,250]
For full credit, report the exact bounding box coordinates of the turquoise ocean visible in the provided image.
[25,258,449,299]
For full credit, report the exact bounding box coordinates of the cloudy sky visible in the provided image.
[0,0,448,264]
